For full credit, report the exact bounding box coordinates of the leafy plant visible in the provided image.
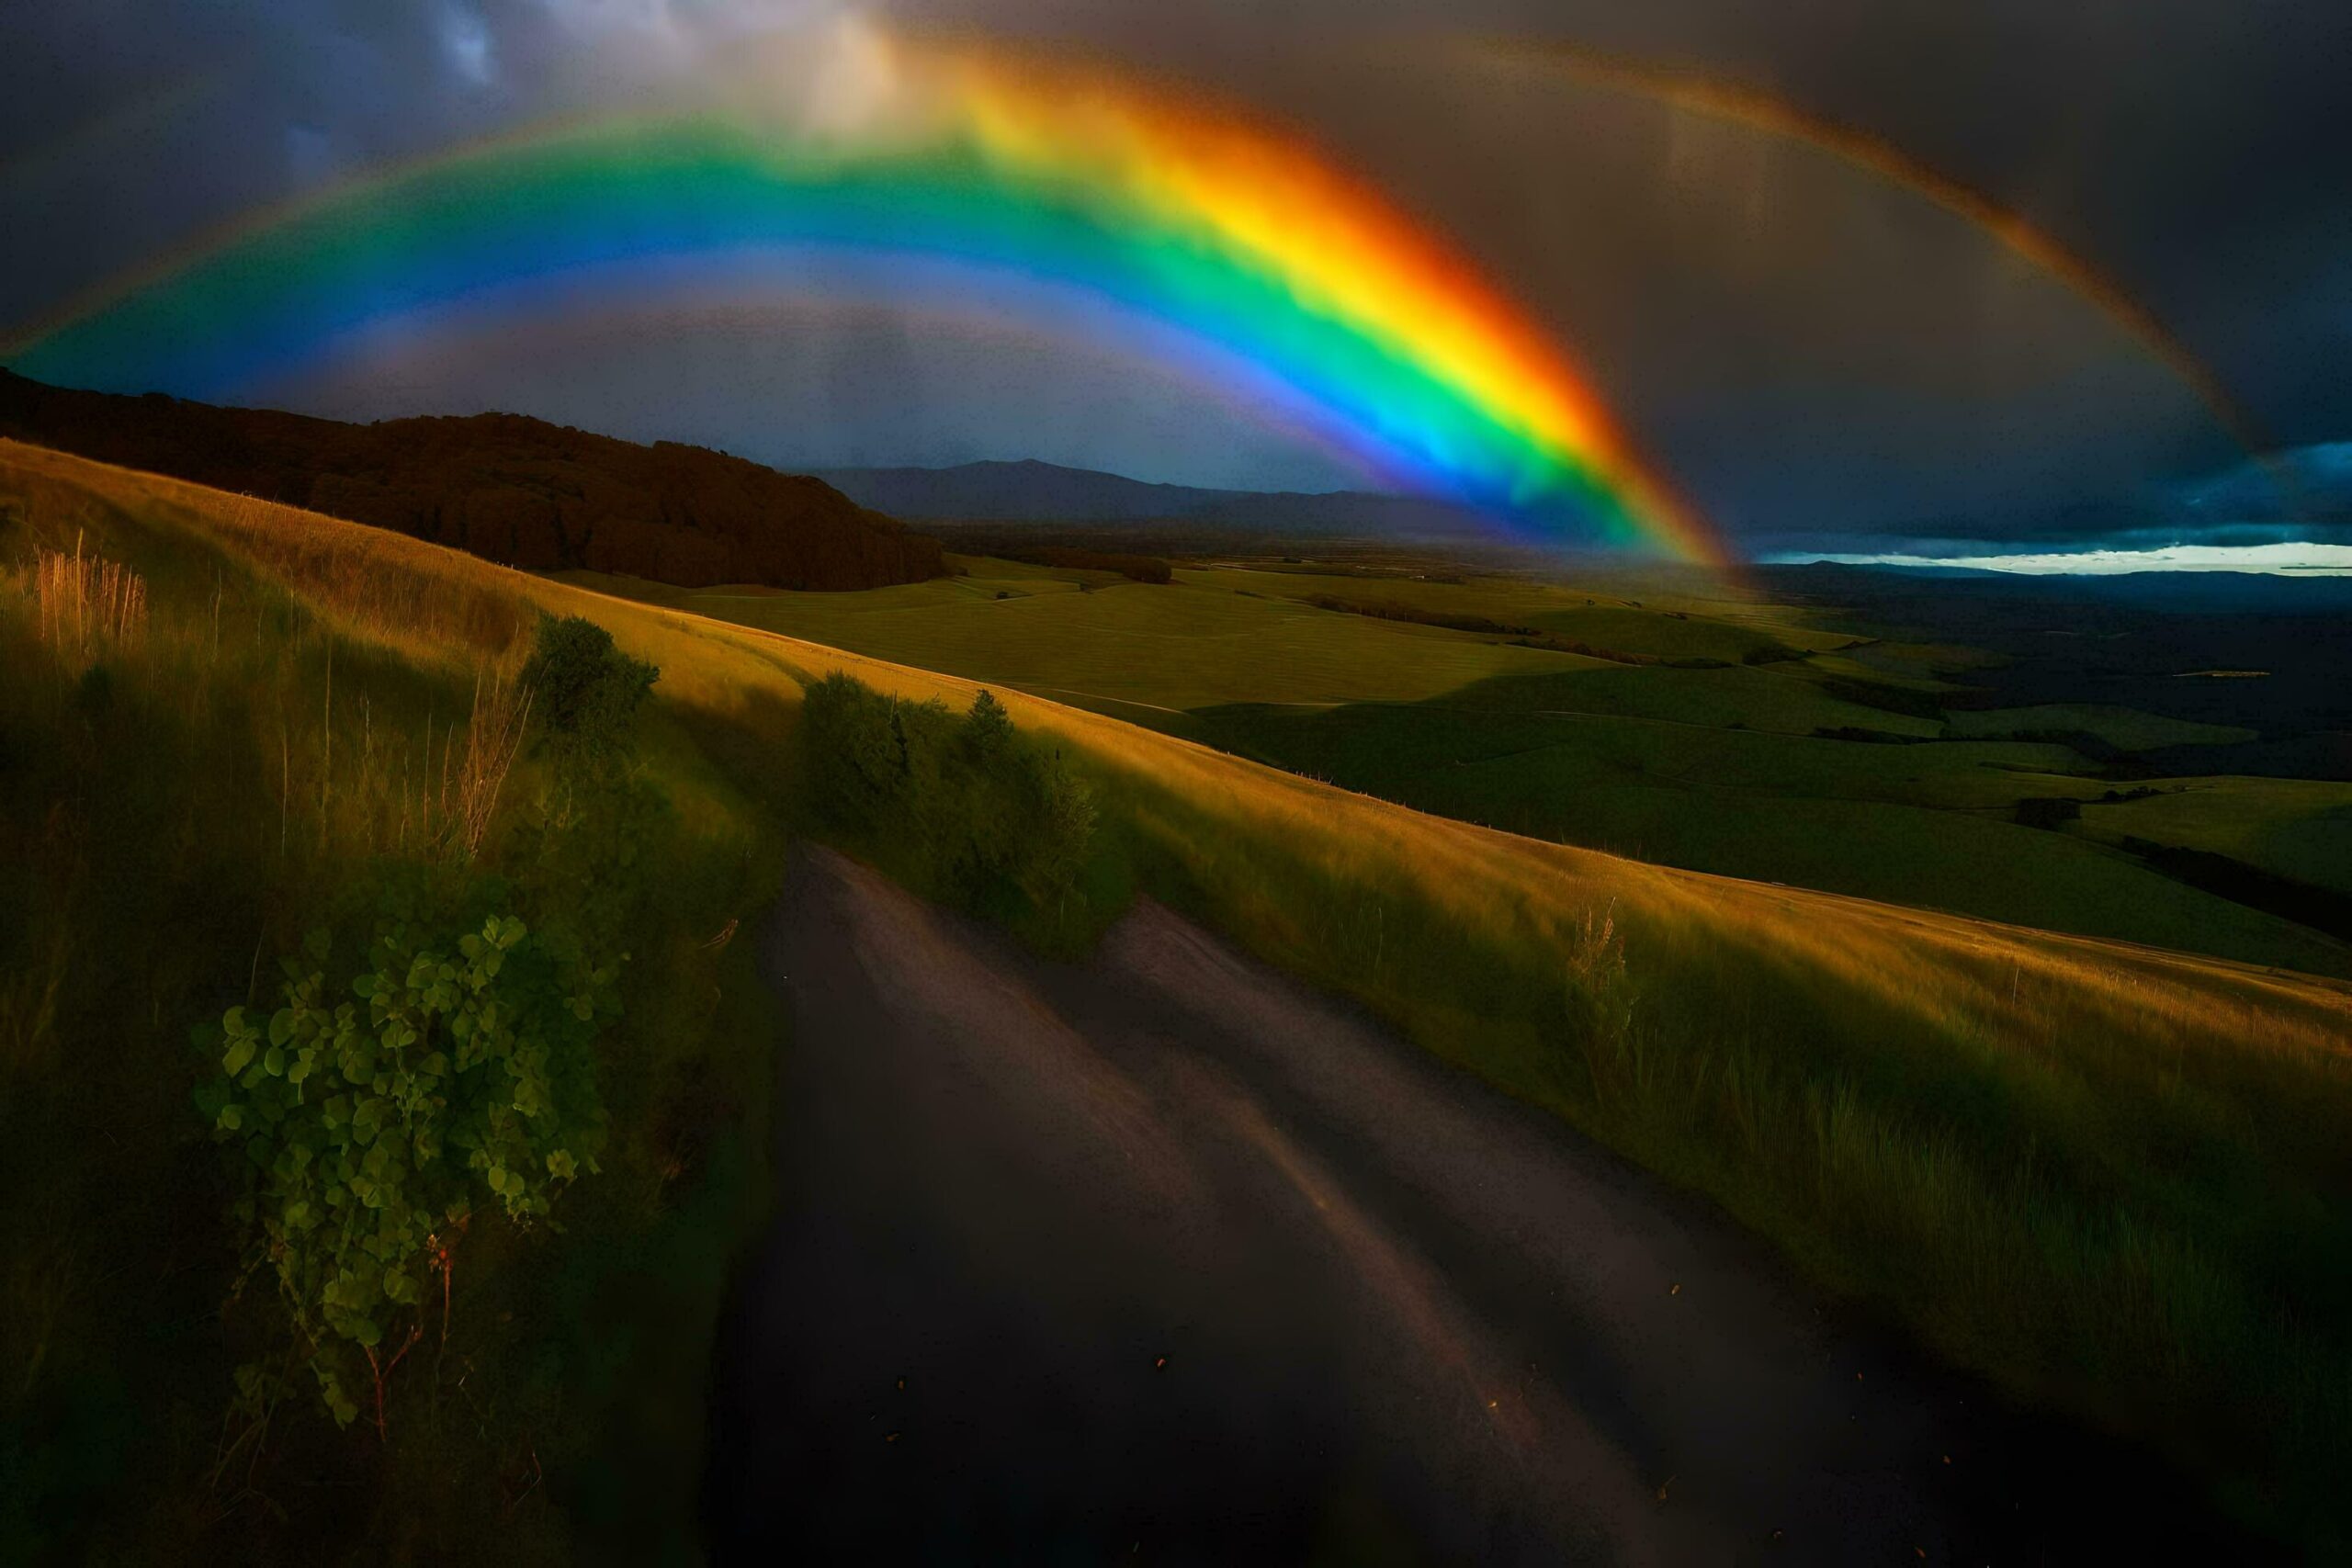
[197,913,616,1435]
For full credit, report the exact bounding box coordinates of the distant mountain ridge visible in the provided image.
[815,458,1493,537]
[0,370,944,591]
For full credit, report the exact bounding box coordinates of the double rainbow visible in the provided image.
[6,32,1724,564]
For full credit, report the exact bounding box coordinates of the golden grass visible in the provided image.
[33,532,146,660]
[447,670,531,862]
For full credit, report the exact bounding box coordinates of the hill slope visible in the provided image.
[6,439,2352,1553]
[0,369,944,589]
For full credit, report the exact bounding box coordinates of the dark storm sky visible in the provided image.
[1,1,2346,548]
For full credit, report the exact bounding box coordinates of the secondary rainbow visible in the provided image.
[5,32,1726,565]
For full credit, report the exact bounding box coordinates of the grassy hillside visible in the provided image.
[0,445,795,1563]
[587,558,2352,976]
[8,441,2352,1554]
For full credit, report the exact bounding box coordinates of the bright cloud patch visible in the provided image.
[438,2,496,85]
[1771,542,2352,576]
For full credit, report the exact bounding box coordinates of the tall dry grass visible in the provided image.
[212,492,525,663]
[0,450,542,878]
[447,669,532,861]
[33,532,147,660]
[263,658,535,868]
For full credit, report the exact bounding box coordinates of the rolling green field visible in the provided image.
[2080,776,2352,897]
[581,558,2352,977]
[569,561,1600,719]
[1946,703,2259,750]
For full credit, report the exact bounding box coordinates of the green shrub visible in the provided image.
[799,671,925,834]
[518,615,657,785]
[800,674,1097,913]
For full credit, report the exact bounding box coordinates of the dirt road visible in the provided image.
[705,848,2239,1563]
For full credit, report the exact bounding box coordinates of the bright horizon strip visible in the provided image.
[1466,37,2279,477]
[2,28,1728,568]
[1770,542,2352,576]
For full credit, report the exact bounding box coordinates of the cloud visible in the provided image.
[1770,541,2352,577]
[520,0,855,66]
[284,123,340,187]
[437,1,498,85]
[2175,442,2352,525]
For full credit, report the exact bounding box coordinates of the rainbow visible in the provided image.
[1464,36,2272,474]
[5,31,1725,565]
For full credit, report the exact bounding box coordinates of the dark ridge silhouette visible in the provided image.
[1301,592,1533,636]
[816,457,1250,523]
[989,545,1173,583]
[816,457,1497,537]
[0,370,944,590]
